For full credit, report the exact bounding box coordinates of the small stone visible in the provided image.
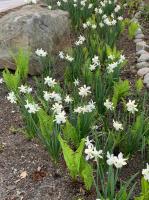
[136,41,149,51]
[136,50,148,56]
[134,11,141,19]
[137,68,149,77]
[135,34,144,39]
[144,73,149,87]
[134,39,142,43]
[136,62,149,68]
[138,53,149,62]
[136,28,142,35]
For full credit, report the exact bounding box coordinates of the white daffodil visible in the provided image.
[142,164,149,182]
[35,48,47,57]
[114,152,127,168]
[25,100,40,113]
[104,99,114,110]
[48,5,52,10]
[7,92,17,104]
[65,54,74,62]
[0,78,4,84]
[107,152,116,166]
[126,100,138,114]
[43,91,51,101]
[78,85,91,97]
[57,1,61,6]
[50,92,62,103]
[113,120,123,131]
[54,110,66,124]
[59,51,65,59]
[44,76,57,87]
[64,95,73,104]
[51,103,63,114]
[74,79,79,86]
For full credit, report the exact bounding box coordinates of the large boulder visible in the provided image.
[0,5,70,75]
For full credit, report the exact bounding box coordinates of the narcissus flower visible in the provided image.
[54,111,66,124]
[126,100,138,114]
[78,85,91,97]
[113,120,123,131]
[44,76,57,87]
[142,164,149,182]
[25,100,40,113]
[104,99,114,110]
[7,92,17,104]
[35,48,47,57]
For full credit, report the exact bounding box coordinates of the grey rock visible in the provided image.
[0,5,70,75]
[136,41,149,51]
[134,39,142,43]
[135,33,144,39]
[136,28,142,35]
[134,11,141,19]
[138,53,149,62]
[136,62,149,68]
[144,73,149,87]
[137,67,149,77]
[136,50,148,56]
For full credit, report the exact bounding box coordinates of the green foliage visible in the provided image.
[135,178,149,200]
[3,68,20,91]
[112,80,130,107]
[141,4,149,22]
[37,109,60,162]
[136,79,144,92]
[58,135,93,190]
[128,22,139,39]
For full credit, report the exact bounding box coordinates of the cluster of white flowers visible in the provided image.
[142,164,149,182]
[104,99,114,111]
[74,100,95,114]
[25,100,40,113]
[83,21,97,30]
[113,120,123,131]
[126,100,138,114]
[85,136,103,161]
[35,48,47,57]
[7,92,17,104]
[107,54,125,73]
[107,152,127,168]
[107,61,118,73]
[18,85,32,94]
[73,79,80,86]
[78,85,91,97]
[59,51,74,62]
[64,95,73,104]
[75,35,86,46]
[89,55,100,71]
[43,91,62,103]
[24,0,37,4]
[44,76,57,88]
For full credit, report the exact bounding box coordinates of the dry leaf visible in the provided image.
[20,171,28,179]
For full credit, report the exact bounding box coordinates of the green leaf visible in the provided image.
[128,22,139,39]
[112,80,130,107]
[135,79,144,92]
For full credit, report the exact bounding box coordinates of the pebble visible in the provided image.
[143,73,149,87]
[137,67,149,77]
[136,28,142,35]
[136,50,148,56]
[136,41,149,51]
[136,62,149,68]
[138,53,149,62]
[135,33,144,39]
[134,39,142,43]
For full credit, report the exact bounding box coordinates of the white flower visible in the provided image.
[48,5,52,10]
[119,54,125,63]
[54,110,66,124]
[64,95,73,104]
[78,85,91,97]
[50,92,62,103]
[114,152,127,168]
[74,79,79,86]
[18,85,32,94]
[89,64,97,71]
[88,3,93,9]
[74,106,83,114]
[107,152,116,166]
[92,147,103,161]
[114,5,120,13]
[104,99,114,110]
[35,48,47,57]
[142,164,149,182]
[43,91,51,101]
[65,54,74,62]
[25,100,40,113]
[7,92,17,104]
[44,76,57,87]
[85,145,94,160]
[57,1,61,6]
[113,120,123,131]
[52,103,63,114]
[92,125,99,130]
[126,100,138,114]
[75,35,85,46]
[85,100,95,112]
[107,152,127,168]
[107,62,118,73]
[0,78,4,84]
[59,51,65,59]
[85,136,93,147]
